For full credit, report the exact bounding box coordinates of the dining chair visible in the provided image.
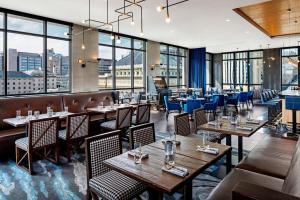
[58,113,90,162]
[85,130,146,200]
[100,106,133,132]
[174,113,191,136]
[129,123,155,150]
[203,95,219,118]
[132,104,151,125]
[239,92,249,110]
[15,117,59,175]
[247,91,254,106]
[194,108,226,143]
[164,96,182,120]
[183,99,202,115]
[226,94,239,112]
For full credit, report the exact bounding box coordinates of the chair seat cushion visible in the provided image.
[237,137,297,179]
[207,168,284,200]
[100,120,116,130]
[89,170,146,200]
[15,137,28,150]
[58,129,67,140]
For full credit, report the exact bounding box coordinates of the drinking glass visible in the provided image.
[34,111,40,119]
[64,106,69,113]
[16,110,21,120]
[134,143,142,164]
[164,140,175,168]
[202,131,210,149]
[27,110,33,120]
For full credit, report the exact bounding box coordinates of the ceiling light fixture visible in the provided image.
[225,19,231,22]
[157,0,189,24]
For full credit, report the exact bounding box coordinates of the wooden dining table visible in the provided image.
[103,135,231,200]
[199,118,268,162]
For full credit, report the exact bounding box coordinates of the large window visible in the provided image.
[0,11,71,95]
[281,48,299,90]
[98,32,146,92]
[160,44,187,89]
[222,51,263,91]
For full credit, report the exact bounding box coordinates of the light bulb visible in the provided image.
[110,35,114,40]
[156,6,163,12]
[140,32,144,37]
[165,16,171,23]
[130,21,135,26]
[81,44,86,50]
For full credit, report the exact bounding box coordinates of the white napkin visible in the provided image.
[236,126,253,131]
[196,146,219,155]
[207,121,217,126]
[127,150,149,159]
[162,166,189,177]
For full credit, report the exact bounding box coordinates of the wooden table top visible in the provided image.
[104,136,230,194]
[3,111,73,127]
[199,118,268,137]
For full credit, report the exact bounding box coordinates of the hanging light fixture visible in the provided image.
[157,0,189,23]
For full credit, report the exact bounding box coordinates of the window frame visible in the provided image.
[281,47,300,90]
[98,30,147,93]
[0,7,72,96]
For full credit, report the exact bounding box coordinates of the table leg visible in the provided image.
[226,135,232,174]
[183,180,193,200]
[238,136,243,162]
[292,110,297,134]
[148,189,163,200]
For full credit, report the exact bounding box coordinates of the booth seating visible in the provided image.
[0,91,118,158]
[207,136,300,200]
[260,90,282,123]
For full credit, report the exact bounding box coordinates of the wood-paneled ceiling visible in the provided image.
[234,0,300,37]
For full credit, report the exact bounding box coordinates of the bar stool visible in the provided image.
[285,96,300,134]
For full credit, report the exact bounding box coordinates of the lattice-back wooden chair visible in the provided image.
[59,113,90,162]
[129,123,155,150]
[100,106,133,132]
[194,108,226,143]
[85,130,146,200]
[15,117,59,174]
[174,113,191,136]
[132,104,151,125]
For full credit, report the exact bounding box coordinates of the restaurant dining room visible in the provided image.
[0,0,300,200]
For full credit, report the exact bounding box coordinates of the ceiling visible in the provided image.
[0,0,300,53]
[235,0,300,37]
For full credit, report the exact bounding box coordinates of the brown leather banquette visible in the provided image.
[0,91,118,159]
[207,137,300,200]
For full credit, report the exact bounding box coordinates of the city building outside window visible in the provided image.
[281,48,299,90]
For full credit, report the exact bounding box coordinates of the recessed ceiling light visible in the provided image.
[225,19,231,22]
[170,30,174,33]
[245,31,250,34]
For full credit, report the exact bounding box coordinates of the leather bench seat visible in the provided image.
[207,168,284,200]
[237,137,298,179]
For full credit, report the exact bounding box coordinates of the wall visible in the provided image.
[71,25,99,93]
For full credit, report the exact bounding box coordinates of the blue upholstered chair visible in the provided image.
[213,94,225,108]
[239,92,249,110]
[164,96,182,120]
[204,95,219,117]
[285,96,300,133]
[183,99,202,115]
[247,91,254,106]
[226,94,239,112]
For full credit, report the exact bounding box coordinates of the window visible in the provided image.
[0,12,3,29]
[235,52,248,91]
[249,51,263,90]
[222,53,234,89]
[206,53,212,91]
[160,44,186,88]
[281,48,299,90]
[0,11,71,96]
[98,32,146,92]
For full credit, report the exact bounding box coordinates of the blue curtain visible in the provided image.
[189,48,206,94]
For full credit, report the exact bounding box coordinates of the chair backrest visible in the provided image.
[174,113,190,136]
[129,123,155,150]
[281,142,300,198]
[116,106,133,129]
[286,96,300,111]
[239,92,248,102]
[85,130,122,180]
[28,117,59,149]
[214,95,224,106]
[194,108,207,132]
[186,99,202,114]
[135,104,151,125]
[66,113,90,140]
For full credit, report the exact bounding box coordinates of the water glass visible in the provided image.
[27,110,33,120]
[16,110,21,120]
[134,143,142,164]
[34,111,40,119]
[202,131,210,149]
[64,106,68,113]
[164,140,175,168]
